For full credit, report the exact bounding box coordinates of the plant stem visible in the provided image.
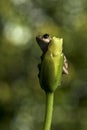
[43,92,54,130]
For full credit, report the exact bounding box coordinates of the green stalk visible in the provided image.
[43,92,54,130]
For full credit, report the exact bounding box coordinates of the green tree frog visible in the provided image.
[36,34,68,92]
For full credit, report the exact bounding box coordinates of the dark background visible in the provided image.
[0,0,87,130]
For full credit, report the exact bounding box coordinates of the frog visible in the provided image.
[36,34,68,92]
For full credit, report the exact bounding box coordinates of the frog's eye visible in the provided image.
[42,34,51,44]
[43,34,50,39]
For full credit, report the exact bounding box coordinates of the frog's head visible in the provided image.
[36,34,51,53]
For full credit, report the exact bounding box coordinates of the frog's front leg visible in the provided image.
[63,55,68,74]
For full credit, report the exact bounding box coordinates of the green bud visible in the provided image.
[36,35,64,92]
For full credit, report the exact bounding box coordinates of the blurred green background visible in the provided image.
[0,0,87,130]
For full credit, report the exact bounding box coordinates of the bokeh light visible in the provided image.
[4,22,32,46]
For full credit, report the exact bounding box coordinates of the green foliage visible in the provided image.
[0,0,87,130]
